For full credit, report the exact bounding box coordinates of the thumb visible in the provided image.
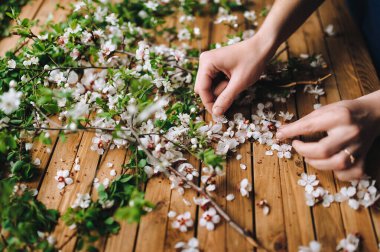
[212,75,244,116]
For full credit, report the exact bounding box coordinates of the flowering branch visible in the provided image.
[128,126,262,249]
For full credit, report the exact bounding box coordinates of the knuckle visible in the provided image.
[334,172,348,181]
[350,125,361,140]
[337,106,353,124]
[336,155,348,170]
[199,51,211,64]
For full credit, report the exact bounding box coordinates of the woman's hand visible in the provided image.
[194,34,276,116]
[276,92,380,181]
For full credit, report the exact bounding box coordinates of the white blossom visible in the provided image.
[7,59,16,68]
[298,173,319,194]
[0,88,22,115]
[71,193,91,209]
[171,211,193,232]
[54,170,74,190]
[298,240,321,252]
[240,178,252,197]
[175,237,199,252]
[199,207,221,231]
[336,234,360,252]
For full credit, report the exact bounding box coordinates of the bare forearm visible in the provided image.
[256,0,324,49]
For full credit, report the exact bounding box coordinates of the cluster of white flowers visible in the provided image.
[214,7,239,28]
[13,183,38,197]
[243,10,257,26]
[55,169,74,190]
[197,103,293,159]
[335,180,380,210]
[71,193,91,209]
[175,237,199,252]
[299,234,360,252]
[298,173,379,210]
[336,234,360,252]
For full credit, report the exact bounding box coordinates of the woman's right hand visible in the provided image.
[194,34,276,116]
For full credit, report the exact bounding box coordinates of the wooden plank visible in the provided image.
[287,12,346,251]
[134,16,177,252]
[324,0,379,94]
[164,155,199,251]
[249,2,287,251]
[36,0,84,208]
[102,150,139,252]
[28,116,61,189]
[162,12,210,251]
[0,0,45,56]
[318,3,380,247]
[316,3,379,251]
[273,56,315,251]
[196,11,228,252]
[134,174,172,252]
[21,0,72,191]
[52,131,102,252]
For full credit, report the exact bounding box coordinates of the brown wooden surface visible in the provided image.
[1,0,379,251]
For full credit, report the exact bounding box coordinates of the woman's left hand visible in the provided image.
[276,94,380,181]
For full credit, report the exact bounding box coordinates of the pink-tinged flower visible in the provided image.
[298,173,319,194]
[101,41,117,56]
[336,234,360,252]
[304,187,334,207]
[279,111,294,121]
[54,170,73,190]
[193,196,210,210]
[175,237,199,252]
[90,134,112,155]
[171,211,193,232]
[178,163,199,181]
[298,240,321,252]
[199,207,221,231]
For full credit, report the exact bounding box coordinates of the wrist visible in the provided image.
[357,90,380,136]
[247,31,279,63]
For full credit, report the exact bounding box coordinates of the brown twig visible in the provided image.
[57,231,77,250]
[271,73,333,88]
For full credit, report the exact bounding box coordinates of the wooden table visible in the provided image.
[1,0,380,251]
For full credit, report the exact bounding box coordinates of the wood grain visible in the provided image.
[1,0,379,251]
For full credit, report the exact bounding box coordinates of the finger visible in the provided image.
[194,68,215,113]
[276,109,337,140]
[292,128,358,159]
[213,80,228,97]
[304,143,361,170]
[212,74,245,115]
[334,159,365,181]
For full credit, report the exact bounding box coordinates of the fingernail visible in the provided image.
[276,131,284,140]
[212,106,224,116]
